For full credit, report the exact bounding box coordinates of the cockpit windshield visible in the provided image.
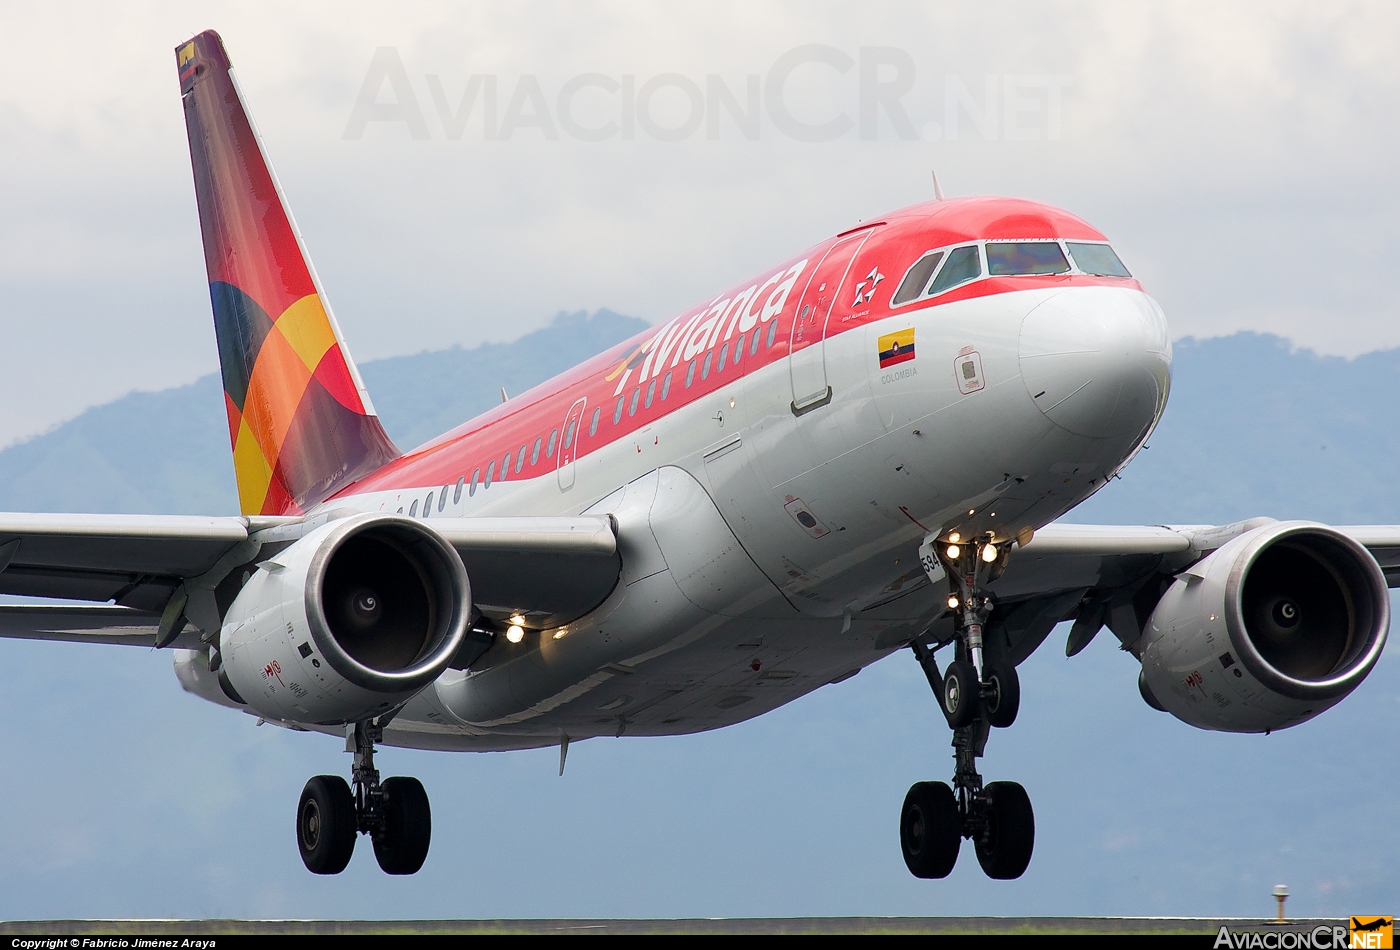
[927,245,981,295]
[891,251,944,306]
[889,237,1133,308]
[986,242,1070,276]
[1065,242,1132,278]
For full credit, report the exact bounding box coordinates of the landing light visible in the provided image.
[552,628,569,640]
[506,624,525,643]
[509,613,526,626]
[981,544,999,563]
[946,544,960,559]
[947,595,960,609]
[947,532,961,543]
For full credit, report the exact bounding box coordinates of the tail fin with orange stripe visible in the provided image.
[177,30,398,516]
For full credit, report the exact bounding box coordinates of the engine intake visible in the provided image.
[1140,521,1388,733]
[220,513,470,725]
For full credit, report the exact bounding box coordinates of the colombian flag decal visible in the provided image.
[878,328,916,368]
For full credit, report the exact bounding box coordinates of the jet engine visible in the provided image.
[218,513,470,725]
[1139,521,1388,733]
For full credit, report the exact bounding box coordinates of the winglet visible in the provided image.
[177,31,398,516]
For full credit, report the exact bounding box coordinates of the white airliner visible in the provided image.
[0,30,1391,880]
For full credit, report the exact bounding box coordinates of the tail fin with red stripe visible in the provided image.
[177,30,397,516]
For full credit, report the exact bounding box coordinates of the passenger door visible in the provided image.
[788,232,871,413]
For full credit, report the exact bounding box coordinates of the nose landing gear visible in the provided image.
[296,716,432,875]
[900,535,1035,880]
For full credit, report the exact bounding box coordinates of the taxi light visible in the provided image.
[948,531,961,543]
[981,544,998,563]
[506,624,525,643]
[945,544,960,559]
[947,595,960,609]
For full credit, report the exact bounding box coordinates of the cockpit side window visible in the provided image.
[1066,242,1132,278]
[986,241,1070,276]
[927,245,982,296]
[891,251,944,306]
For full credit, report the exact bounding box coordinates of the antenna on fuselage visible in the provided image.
[931,170,946,201]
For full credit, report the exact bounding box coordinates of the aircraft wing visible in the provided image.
[983,519,1400,662]
[1014,521,1400,581]
[0,512,620,646]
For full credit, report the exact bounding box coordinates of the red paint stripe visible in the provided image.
[334,199,1140,499]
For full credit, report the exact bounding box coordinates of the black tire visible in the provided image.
[942,660,979,728]
[373,776,432,875]
[983,662,1021,728]
[974,781,1035,880]
[297,775,357,875]
[900,781,961,879]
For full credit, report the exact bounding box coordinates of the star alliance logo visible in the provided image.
[852,267,884,306]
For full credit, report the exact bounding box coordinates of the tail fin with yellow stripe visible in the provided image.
[177,30,398,516]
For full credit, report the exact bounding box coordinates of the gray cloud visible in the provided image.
[1,0,1398,447]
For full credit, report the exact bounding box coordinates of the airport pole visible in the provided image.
[1273,884,1289,922]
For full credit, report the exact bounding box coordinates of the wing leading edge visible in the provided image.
[0,512,620,646]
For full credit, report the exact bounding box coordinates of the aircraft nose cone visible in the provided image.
[1019,287,1171,438]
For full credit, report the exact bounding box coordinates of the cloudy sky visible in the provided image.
[2,1,1399,921]
[1,0,1397,448]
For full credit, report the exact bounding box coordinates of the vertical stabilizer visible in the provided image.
[177,31,398,516]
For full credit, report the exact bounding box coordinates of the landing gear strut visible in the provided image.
[296,716,432,875]
[900,534,1034,880]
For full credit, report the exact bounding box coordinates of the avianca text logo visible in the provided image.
[606,259,807,396]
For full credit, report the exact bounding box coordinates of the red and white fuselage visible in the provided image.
[296,196,1171,750]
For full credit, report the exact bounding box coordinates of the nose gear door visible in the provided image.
[788,231,871,413]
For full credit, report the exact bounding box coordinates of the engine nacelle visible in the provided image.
[1140,521,1388,733]
[219,513,470,725]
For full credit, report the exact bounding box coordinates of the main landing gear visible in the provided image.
[900,534,1035,881]
[296,717,431,875]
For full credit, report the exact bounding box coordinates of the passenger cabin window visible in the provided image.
[547,428,558,457]
[423,492,433,516]
[516,445,527,473]
[454,477,464,503]
[564,419,577,449]
[986,242,1070,276]
[439,487,448,511]
[928,245,982,296]
[589,407,601,435]
[1066,242,1132,278]
[685,359,696,388]
[613,396,624,424]
[485,461,495,488]
[409,499,419,517]
[470,468,480,495]
[530,438,541,465]
[644,380,656,409]
[765,319,779,348]
[628,388,640,416]
[501,452,511,479]
[662,371,673,400]
[892,251,944,306]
